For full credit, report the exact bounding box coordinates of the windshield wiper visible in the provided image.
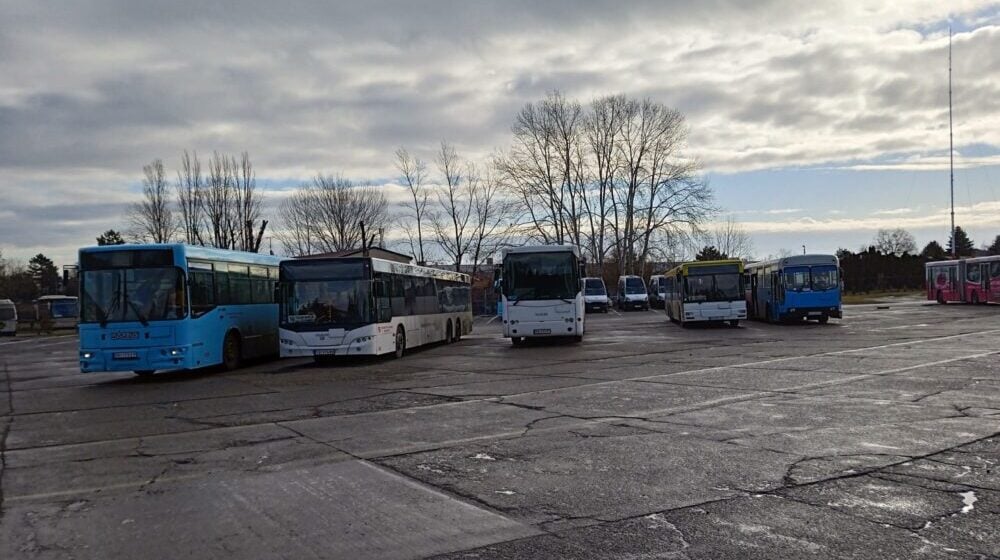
[124,294,149,327]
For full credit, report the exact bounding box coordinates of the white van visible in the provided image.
[0,299,17,336]
[583,277,609,313]
[616,275,649,311]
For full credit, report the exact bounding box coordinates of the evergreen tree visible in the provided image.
[920,240,947,260]
[946,227,975,257]
[28,253,60,295]
[695,246,725,261]
[986,235,1000,256]
[96,229,126,246]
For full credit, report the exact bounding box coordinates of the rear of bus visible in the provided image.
[501,246,585,344]
[0,299,16,336]
[677,260,746,326]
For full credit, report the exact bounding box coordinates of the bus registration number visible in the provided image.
[314,350,338,356]
[533,329,551,335]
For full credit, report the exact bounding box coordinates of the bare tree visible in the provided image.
[276,174,389,256]
[233,152,268,252]
[176,150,205,245]
[203,152,237,249]
[431,142,475,272]
[873,228,917,256]
[710,216,755,260]
[128,159,177,243]
[467,160,519,274]
[395,147,431,263]
[582,94,625,269]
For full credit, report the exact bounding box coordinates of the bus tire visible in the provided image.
[134,370,155,377]
[222,331,242,371]
[394,326,406,359]
[445,320,454,343]
[511,337,524,347]
[574,335,583,343]
[818,316,830,324]
[936,291,946,304]
[971,292,980,305]
[729,320,740,328]
[454,319,462,341]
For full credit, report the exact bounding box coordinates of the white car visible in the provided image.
[616,275,649,311]
[0,299,17,336]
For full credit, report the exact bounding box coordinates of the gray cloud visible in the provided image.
[1,0,999,265]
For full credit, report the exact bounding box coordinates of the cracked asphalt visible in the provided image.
[1,302,999,559]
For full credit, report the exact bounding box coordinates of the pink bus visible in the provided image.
[926,256,1000,304]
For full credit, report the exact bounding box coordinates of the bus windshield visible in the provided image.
[280,260,372,328]
[281,280,371,327]
[0,307,14,320]
[504,252,578,301]
[49,299,78,318]
[584,279,606,295]
[783,266,839,292]
[625,278,645,294]
[685,273,742,302]
[81,268,186,324]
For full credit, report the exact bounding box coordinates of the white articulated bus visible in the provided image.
[499,245,585,346]
[278,256,472,361]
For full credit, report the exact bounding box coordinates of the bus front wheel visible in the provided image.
[445,320,454,343]
[511,337,524,347]
[222,331,242,371]
[936,291,946,304]
[729,320,740,328]
[134,370,155,377]
[394,326,406,359]
[818,316,830,324]
[454,319,462,341]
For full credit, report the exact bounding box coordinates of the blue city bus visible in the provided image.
[78,244,281,376]
[744,254,842,323]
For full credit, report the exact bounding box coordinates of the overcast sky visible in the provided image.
[2,1,999,266]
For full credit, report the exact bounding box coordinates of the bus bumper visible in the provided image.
[79,345,194,373]
[506,320,582,338]
[280,338,377,358]
[781,307,842,321]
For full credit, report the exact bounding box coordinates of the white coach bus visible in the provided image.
[278,256,472,361]
[499,245,585,346]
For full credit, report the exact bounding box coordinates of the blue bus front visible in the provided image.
[775,265,842,321]
[78,245,199,373]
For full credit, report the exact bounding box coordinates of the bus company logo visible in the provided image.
[379,325,393,334]
[111,331,139,340]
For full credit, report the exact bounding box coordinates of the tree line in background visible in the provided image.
[836,226,1000,293]
[0,250,61,302]
[126,151,269,252]
[273,91,719,275]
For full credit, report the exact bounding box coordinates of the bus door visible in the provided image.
[981,263,990,299]
[749,273,759,318]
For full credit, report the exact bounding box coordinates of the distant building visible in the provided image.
[295,247,414,264]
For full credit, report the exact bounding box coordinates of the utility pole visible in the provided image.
[949,26,956,258]
[802,245,806,255]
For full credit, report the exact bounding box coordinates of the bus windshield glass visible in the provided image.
[0,307,14,320]
[811,266,839,291]
[280,261,372,328]
[685,272,742,302]
[584,279,606,295]
[784,267,811,291]
[504,252,578,301]
[50,299,78,318]
[625,278,645,294]
[81,268,186,324]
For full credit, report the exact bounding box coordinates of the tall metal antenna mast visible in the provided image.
[949,26,956,257]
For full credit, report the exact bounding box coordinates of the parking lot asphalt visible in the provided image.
[1,302,999,559]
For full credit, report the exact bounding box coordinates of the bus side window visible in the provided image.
[250,266,270,303]
[229,266,252,304]
[189,262,215,317]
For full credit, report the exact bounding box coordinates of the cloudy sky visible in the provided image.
[2,0,999,266]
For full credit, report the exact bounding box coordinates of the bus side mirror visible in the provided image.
[273,282,282,304]
[493,265,503,294]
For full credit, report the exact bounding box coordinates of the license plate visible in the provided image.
[533,329,551,335]
[808,312,821,316]
[113,352,138,360]
[314,349,338,356]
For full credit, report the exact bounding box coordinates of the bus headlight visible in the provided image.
[81,352,93,359]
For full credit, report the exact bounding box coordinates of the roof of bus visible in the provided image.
[34,295,78,301]
[666,259,744,276]
[0,299,13,305]
[745,254,838,270]
[502,245,581,258]
[283,255,470,283]
[78,243,282,267]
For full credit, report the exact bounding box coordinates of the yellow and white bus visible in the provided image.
[664,259,746,327]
